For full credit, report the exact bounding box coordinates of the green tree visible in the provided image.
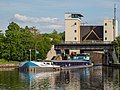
[0,30,5,59]
[4,22,23,61]
[1,22,65,61]
[113,36,120,61]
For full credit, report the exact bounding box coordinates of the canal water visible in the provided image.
[0,66,120,90]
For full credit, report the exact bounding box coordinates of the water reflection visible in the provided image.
[19,71,60,90]
[19,67,103,90]
[1,67,120,90]
[103,67,120,90]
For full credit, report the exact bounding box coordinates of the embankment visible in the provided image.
[0,64,19,68]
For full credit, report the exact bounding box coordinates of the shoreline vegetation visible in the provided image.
[0,59,20,64]
[0,22,65,63]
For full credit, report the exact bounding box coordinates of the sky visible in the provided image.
[0,0,120,34]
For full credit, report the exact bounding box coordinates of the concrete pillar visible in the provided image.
[104,49,109,65]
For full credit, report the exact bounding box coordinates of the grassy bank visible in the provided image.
[0,59,20,64]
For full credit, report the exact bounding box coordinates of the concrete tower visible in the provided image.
[65,12,83,43]
[103,4,118,42]
[103,19,118,42]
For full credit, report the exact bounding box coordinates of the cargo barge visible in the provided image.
[19,53,93,72]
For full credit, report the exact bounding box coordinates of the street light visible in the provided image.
[29,49,31,61]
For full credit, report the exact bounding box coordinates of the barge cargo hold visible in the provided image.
[52,60,93,69]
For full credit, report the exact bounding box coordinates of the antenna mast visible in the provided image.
[113,4,117,40]
[114,4,117,20]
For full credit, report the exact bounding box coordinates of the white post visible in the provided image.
[30,49,31,61]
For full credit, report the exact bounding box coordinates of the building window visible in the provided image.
[74,30,77,33]
[113,26,114,29]
[74,37,77,40]
[105,37,107,40]
[74,22,77,25]
[105,23,107,26]
[105,30,107,33]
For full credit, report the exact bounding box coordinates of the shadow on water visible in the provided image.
[0,66,120,90]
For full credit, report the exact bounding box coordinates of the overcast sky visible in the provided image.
[0,0,120,33]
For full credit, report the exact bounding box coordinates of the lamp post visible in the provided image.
[29,49,31,61]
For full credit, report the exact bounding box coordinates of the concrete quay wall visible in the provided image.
[0,64,19,68]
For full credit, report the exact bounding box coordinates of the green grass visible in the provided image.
[0,59,20,64]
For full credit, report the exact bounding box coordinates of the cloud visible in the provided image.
[43,24,64,29]
[14,14,60,23]
[13,14,64,33]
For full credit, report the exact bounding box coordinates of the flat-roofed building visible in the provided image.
[65,12,83,43]
[104,19,118,41]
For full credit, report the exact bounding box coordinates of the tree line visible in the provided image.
[0,22,65,61]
